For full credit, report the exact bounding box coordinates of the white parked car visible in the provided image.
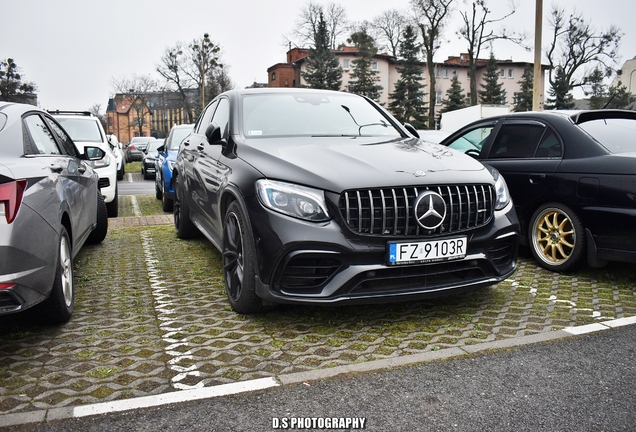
[107,134,125,180]
[50,111,119,217]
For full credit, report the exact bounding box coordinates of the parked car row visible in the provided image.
[0,103,109,323]
[156,88,635,314]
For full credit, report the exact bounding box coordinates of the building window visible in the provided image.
[435,91,442,105]
[501,91,508,104]
[443,69,448,79]
[271,72,276,81]
[466,93,471,104]
[508,68,514,79]
[467,70,470,80]
[434,68,440,78]
[499,69,505,78]
[452,69,457,77]
[343,59,350,70]
[371,61,378,71]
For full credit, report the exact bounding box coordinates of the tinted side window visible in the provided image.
[488,123,545,159]
[23,114,61,155]
[534,129,562,158]
[211,98,230,138]
[195,100,218,134]
[45,117,78,156]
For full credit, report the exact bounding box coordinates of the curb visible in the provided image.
[2,315,635,428]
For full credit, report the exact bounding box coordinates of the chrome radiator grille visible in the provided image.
[338,185,495,236]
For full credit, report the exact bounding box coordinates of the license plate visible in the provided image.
[388,237,467,265]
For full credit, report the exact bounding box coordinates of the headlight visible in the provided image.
[488,166,511,210]
[88,153,111,168]
[256,179,330,222]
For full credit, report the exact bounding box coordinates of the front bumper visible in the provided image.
[247,198,519,306]
[95,164,117,203]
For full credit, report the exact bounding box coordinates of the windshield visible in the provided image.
[578,118,636,153]
[56,117,103,143]
[168,127,192,150]
[147,140,163,153]
[241,92,402,138]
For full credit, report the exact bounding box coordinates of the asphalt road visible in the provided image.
[8,323,636,431]
[118,172,155,196]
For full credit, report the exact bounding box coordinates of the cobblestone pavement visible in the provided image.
[0,220,634,415]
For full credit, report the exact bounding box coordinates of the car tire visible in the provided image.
[155,182,163,200]
[222,201,266,314]
[40,226,75,324]
[106,184,119,218]
[173,175,199,239]
[117,164,124,181]
[87,192,108,244]
[529,203,585,272]
[162,189,173,213]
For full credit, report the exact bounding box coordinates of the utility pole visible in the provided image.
[533,0,543,111]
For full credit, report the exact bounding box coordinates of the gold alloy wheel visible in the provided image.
[532,208,576,265]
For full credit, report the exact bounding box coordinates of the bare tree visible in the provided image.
[206,64,235,102]
[545,6,622,98]
[89,103,106,130]
[369,9,406,57]
[183,33,220,112]
[111,74,157,137]
[285,1,349,49]
[411,0,454,128]
[457,0,526,105]
[156,42,195,123]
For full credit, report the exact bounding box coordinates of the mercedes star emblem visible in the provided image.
[414,191,447,230]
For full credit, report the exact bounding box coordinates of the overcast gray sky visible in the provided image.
[2,0,635,111]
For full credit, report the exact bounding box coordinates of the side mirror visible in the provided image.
[84,146,106,161]
[157,145,165,153]
[205,122,223,145]
[403,123,420,138]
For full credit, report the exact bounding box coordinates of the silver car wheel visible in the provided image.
[60,235,73,307]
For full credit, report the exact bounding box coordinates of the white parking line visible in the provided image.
[140,230,204,390]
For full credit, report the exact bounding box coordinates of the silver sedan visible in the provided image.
[0,102,108,323]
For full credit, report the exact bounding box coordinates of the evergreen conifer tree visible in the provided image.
[440,75,467,114]
[545,66,575,110]
[347,29,383,101]
[584,67,608,110]
[388,25,427,128]
[301,12,342,90]
[513,65,534,112]
[478,52,505,105]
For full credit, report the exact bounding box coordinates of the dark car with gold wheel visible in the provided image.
[173,88,519,314]
[441,109,636,272]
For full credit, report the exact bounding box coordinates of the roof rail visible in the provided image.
[47,110,92,116]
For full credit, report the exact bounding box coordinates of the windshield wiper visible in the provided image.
[341,105,390,135]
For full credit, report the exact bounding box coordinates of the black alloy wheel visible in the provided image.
[222,201,264,314]
[173,175,198,239]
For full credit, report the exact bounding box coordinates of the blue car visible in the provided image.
[155,124,193,211]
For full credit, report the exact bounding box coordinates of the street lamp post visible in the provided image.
[533,0,543,111]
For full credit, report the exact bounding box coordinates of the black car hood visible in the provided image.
[236,135,490,192]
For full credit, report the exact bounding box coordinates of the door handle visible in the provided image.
[529,174,546,184]
[50,163,64,173]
